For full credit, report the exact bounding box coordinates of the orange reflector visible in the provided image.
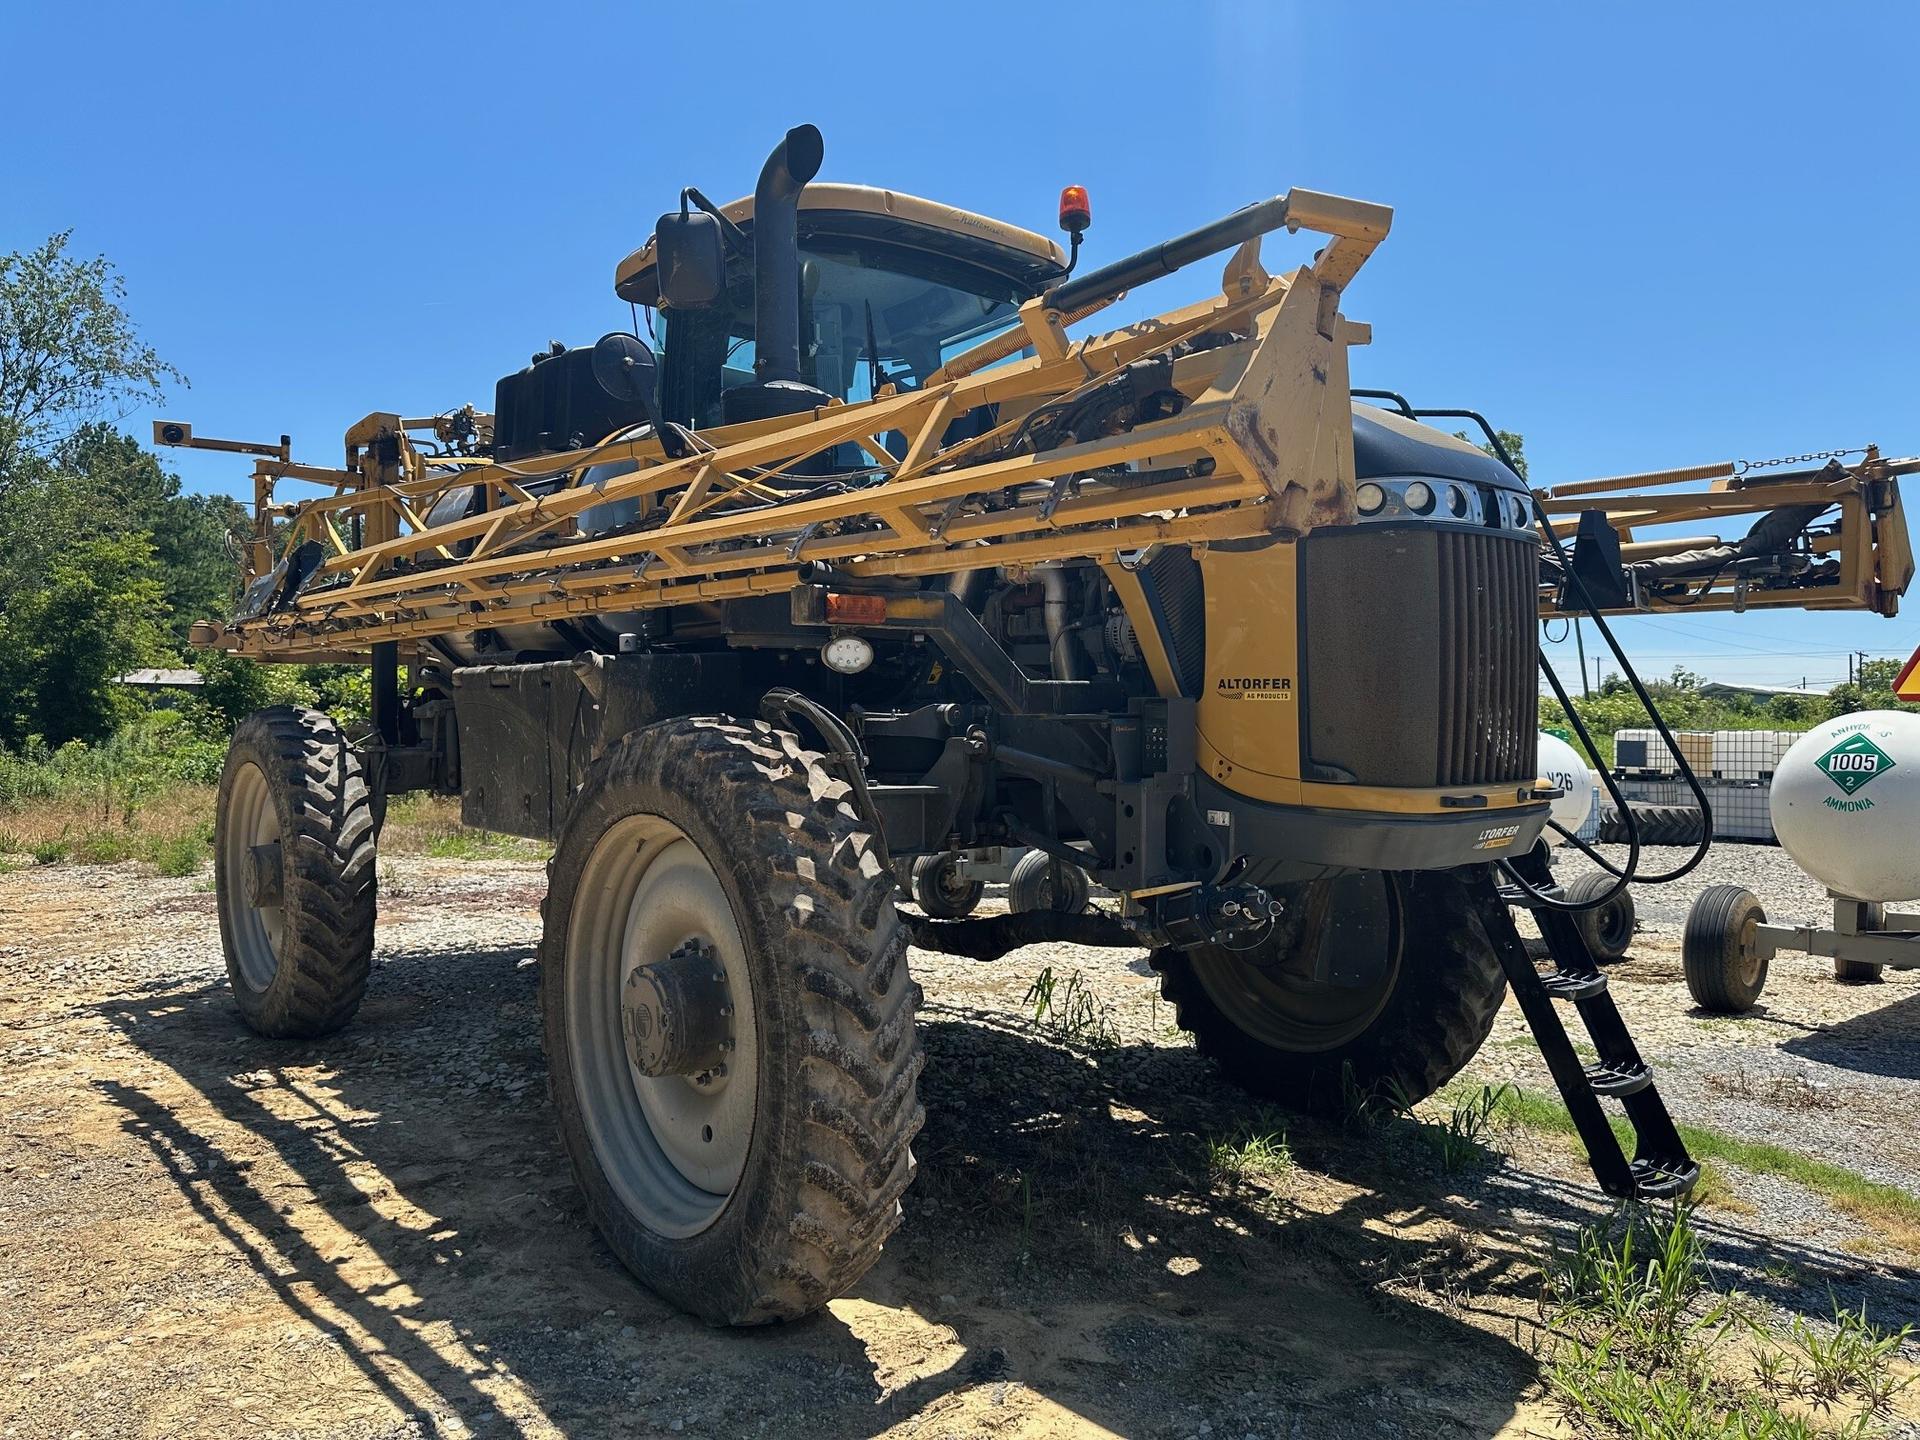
[1058,184,1091,234]
[1895,643,1920,701]
[825,592,887,625]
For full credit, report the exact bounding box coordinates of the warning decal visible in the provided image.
[1895,644,1920,702]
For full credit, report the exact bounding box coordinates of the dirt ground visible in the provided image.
[3,855,1918,1440]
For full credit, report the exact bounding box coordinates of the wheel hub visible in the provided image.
[622,938,735,1079]
[244,841,284,909]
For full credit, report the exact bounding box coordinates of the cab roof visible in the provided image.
[615,183,1069,307]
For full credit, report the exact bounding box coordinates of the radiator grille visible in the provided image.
[1140,546,1206,697]
[1434,530,1538,786]
[1301,527,1538,789]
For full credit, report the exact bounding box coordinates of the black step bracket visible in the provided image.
[1584,1059,1653,1097]
[1541,969,1609,1001]
[1486,847,1699,1202]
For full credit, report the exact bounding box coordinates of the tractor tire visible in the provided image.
[1562,872,1636,961]
[1153,869,1508,1114]
[1682,884,1769,1013]
[1007,849,1091,915]
[910,852,984,919]
[540,716,923,1325]
[213,707,378,1039]
[1598,803,1705,847]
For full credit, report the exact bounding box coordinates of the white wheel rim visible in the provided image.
[219,761,284,990]
[566,814,758,1238]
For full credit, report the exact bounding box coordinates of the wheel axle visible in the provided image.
[622,939,735,1078]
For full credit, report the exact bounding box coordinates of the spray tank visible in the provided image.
[1770,710,1920,900]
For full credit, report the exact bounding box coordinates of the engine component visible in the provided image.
[493,332,658,462]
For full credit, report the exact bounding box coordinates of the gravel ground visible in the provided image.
[2,851,1918,1439]
[1537,843,1920,1200]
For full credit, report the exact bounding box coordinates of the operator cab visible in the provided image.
[614,184,1068,428]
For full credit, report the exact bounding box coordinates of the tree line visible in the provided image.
[0,232,356,753]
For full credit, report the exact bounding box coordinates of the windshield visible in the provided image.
[657,241,1027,428]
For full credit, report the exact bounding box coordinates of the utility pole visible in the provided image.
[1574,618,1590,698]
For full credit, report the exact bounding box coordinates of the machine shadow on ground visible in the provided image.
[85,937,1918,1438]
[1782,986,1920,1081]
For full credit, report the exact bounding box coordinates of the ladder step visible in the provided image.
[1540,969,1608,1001]
[1631,1156,1701,1201]
[1584,1060,1653,1097]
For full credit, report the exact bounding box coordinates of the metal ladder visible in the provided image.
[1491,846,1699,1201]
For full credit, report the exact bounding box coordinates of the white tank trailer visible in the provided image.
[1682,710,1920,1011]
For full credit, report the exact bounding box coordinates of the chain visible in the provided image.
[1734,446,1866,475]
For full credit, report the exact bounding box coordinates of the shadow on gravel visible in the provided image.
[82,943,1920,1437]
[1783,987,1920,1081]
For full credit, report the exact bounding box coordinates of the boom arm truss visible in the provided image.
[1535,448,1915,619]
[167,190,1392,661]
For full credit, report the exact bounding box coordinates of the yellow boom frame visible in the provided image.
[167,190,1392,662]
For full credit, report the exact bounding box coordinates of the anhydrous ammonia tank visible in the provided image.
[1770,711,1920,901]
[1536,732,1595,843]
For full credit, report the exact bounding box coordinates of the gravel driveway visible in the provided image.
[2,852,1917,1439]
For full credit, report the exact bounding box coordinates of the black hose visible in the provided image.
[1420,413,1716,912]
[758,687,894,875]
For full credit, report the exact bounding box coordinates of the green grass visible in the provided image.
[1490,1086,1920,1250]
[1023,966,1119,1050]
[1543,1206,1909,1438]
[1205,1122,1293,1188]
[422,829,535,860]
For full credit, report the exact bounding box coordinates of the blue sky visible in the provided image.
[5,2,1916,689]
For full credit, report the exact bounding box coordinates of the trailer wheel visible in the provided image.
[1007,849,1091,915]
[1562,872,1636,961]
[1682,885,1768,1013]
[910,852,983,919]
[541,716,923,1325]
[1154,870,1506,1113]
[214,707,377,1039]
[1833,958,1883,985]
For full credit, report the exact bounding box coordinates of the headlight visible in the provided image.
[1404,481,1433,515]
[1446,484,1468,518]
[821,634,875,674]
[1355,482,1385,515]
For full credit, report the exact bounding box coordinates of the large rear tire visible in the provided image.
[1154,869,1509,1113]
[540,716,923,1324]
[1598,803,1705,847]
[214,707,377,1039]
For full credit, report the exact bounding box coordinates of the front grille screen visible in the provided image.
[1300,527,1537,788]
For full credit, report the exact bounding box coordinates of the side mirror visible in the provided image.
[654,208,726,309]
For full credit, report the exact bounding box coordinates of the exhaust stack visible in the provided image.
[752,125,824,385]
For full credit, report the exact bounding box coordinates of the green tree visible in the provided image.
[0,532,169,746]
[1827,656,1919,716]
[1458,428,1528,480]
[0,232,184,478]
[54,424,247,642]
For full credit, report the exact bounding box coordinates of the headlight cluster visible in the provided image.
[1352,477,1535,532]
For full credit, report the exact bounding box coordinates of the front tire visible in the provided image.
[214,707,377,1039]
[540,717,923,1324]
[1154,869,1509,1113]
